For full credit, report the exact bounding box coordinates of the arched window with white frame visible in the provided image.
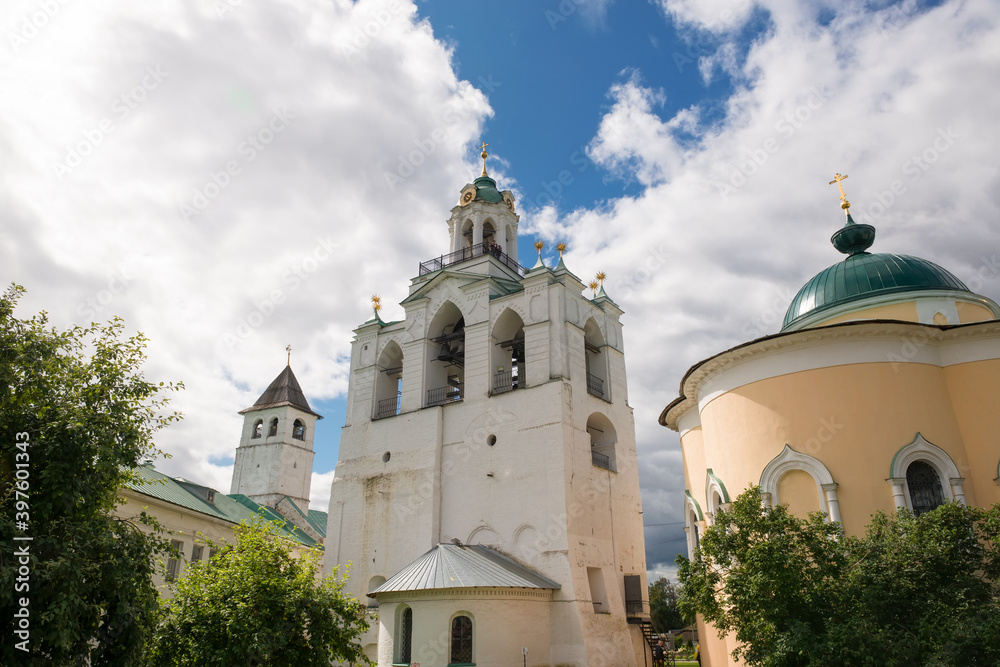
[395,605,412,665]
[251,419,263,439]
[705,469,731,525]
[887,433,964,513]
[760,444,841,522]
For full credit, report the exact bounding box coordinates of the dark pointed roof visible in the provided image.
[238,365,322,418]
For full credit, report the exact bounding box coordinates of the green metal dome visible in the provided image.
[782,252,971,330]
[473,175,504,203]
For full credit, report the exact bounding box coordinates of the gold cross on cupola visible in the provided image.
[829,172,851,211]
[479,141,489,176]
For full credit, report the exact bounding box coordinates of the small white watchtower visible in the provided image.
[230,361,322,515]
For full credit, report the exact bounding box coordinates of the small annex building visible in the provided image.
[660,179,1000,666]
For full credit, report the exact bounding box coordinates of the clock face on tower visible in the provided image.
[504,194,514,211]
[460,186,476,205]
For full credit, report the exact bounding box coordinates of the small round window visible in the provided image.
[486,434,497,447]
[382,451,391,463]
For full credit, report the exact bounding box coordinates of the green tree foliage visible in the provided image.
[649,576,685,632]
[0,284,182,665]
[677,486,1000,666]
[148,519,370,666]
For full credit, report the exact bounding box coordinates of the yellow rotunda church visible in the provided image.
[660,175,1000,666]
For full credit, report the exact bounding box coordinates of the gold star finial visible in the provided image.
[479,141,490,177]
[286,344,291,366]
[588,280,599,296]
[371,294,382,312]
[534,240,545,253]
[829,173,851,212]
[556,243,566,256]
[595,271,606,286]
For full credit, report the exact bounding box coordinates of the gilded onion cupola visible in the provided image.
[782,173,1000,331]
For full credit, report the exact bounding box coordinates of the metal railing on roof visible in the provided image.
[419,242,525,277]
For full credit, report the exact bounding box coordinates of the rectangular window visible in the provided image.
[166,539,184,581]
[588,566,609,614]
[191,544,204,562]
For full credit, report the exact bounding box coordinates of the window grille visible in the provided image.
[451,615,473,663]
[907,460,944,516]
[268,418,278,437]
[398,608,412,664]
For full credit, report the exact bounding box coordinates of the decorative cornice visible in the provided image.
[661,319,1000,430]
[375,587,554,603]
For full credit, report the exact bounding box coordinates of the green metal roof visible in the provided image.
[123,465,322,548]
[782,252,971,330]
[472,175,504,203]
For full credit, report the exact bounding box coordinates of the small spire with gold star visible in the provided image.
[588,280,599,297]
[369,294,386,325]
[593,271,609,299]
[479,141,490,177]
[553,242,568,271]
[531,240,547,271]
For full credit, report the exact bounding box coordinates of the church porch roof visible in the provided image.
[368,543,560,597]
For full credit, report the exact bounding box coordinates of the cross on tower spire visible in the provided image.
[286,344,291,366]
[479,141,489,177]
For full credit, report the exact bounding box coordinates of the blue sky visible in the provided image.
[3,0,999,580]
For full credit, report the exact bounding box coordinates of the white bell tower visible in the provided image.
[230,362,322,515]
[325,147,650,667]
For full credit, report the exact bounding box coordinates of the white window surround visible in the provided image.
[705,469,731,526]
[684,491,704,558]
[886,433,965,510]
[760,444,841,522]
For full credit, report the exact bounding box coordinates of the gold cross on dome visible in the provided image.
[479,142,490,176]
[829,173,851,210]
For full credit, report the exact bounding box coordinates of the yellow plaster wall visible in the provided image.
[776,469,822,518]
[680,424,707,521]
[943,359,1000,507]
[956,301,996,323]
[696,362,971,534]
[816,301,918,326]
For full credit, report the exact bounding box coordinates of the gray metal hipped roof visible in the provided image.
[368,543,561,597]
[239,364,322,418]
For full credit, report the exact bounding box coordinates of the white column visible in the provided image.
[949,478,966,505]
[887,478,908,509]
[472,217,483,248]
[821,483,841,523]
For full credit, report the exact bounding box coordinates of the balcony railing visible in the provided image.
[586,372,605,399]
[625,600,650,618]
[592,450,615,471]
[373,394,400,420]
[492,371,517,394]
[427,386,462,407]
[419,242,525,277]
